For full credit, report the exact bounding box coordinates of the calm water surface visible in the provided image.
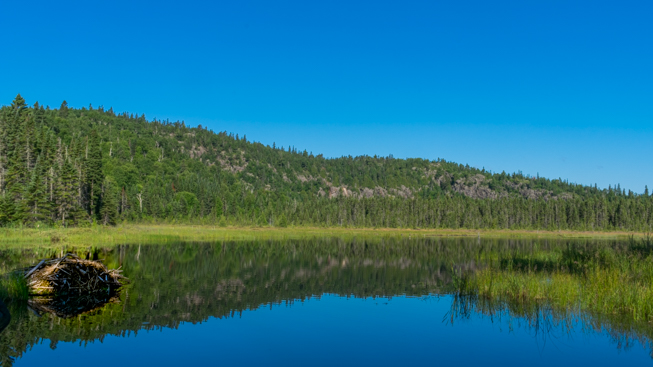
[1,237,652,366]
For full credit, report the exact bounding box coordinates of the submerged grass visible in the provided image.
[461,234,653,323]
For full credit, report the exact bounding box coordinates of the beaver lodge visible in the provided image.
[20,253,127,295]
[18,253,128,318]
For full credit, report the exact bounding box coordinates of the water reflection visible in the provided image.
[0,300,9,335]
[27,293,121,319]
[448,293,653,359]
[0,237,652,366]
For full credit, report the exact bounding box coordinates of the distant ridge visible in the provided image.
[0,95,651,230]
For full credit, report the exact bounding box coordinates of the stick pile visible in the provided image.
[19,253,127,296]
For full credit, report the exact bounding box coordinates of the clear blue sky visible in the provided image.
[1,0,651,192]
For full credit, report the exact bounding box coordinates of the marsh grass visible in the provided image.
[0,274,28,302]
[0,224,647,249]
[461,234,653,323]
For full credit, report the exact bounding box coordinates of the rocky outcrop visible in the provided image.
[452,174,499,199]
[216,150,248,173]
[389,185,414,199]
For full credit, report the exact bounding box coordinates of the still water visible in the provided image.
[1,237,652,366]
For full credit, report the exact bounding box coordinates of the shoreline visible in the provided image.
[0,224,649,248]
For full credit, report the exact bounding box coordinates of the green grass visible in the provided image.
[0,224,647,249]
[0,274,28,302]
[460,235,653,323]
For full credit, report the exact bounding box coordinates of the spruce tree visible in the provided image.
[3,95,28,174]
[59,100,68,117]
[56,158,78,226]
[214,197,223,217]
[25,155,50,225]
[100,176,119,225]
[4,145,29,223]
[85,129,104,219]
[277,213,288,227]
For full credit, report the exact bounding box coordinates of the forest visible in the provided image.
[1,94,651,230]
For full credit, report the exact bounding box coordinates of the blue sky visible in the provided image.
[1,0,651,192]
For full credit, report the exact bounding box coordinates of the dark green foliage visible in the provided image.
[175,191,199,217]
[24,155,50,224]
[277,213,288,227]
[100,176,119,226]
[85,129,103,219]
[56,158,81,226]
[0,95,651,230]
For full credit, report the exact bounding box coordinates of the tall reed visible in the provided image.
[461,235,653,322]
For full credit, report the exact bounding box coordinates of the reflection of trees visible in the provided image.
[447,294,653,358]
[27,293,121,319]
[0,300,9,334]
[0,237,642,366]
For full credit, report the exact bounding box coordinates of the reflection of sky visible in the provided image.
[15,295,651,366]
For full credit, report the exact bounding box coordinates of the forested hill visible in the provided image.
[1,94,651,230]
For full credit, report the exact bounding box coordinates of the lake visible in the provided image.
[1,237,652,366]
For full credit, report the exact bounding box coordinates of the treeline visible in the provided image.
[0,94,651,230]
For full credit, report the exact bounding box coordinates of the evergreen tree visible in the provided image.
[277,213,288,227]
[4,148,29,223]
[5,94,28,156]
[25,155,50,224]
[214,197,223,217]
[85,129,103,218]
[56,158,79,226]
[100,176,119,226]
[59,100,68,117]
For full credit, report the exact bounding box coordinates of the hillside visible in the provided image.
[0,94,651,230]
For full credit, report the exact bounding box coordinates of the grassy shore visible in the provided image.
[0,224,649,248]
[0,274,28,302]
[460,235,653,323]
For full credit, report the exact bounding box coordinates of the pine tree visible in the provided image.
[100,176,119,226]
[85,129,104,219]
[214,197,223,217]
[56,158,78,226]
[25,155,50,225]
[4,145,29,223]
[6,95,28,156]
[2,95,30,209]
[277,213,288,227]
[59,100,68,117]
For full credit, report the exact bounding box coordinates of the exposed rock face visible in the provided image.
[453,182,499,199]
[374,186,389,197]
[453,174,499,199]
[360,187,374,198]
[216,150,248,173]
[328,186,340,198]
[188,144,208,159]
[296,174,317,183]
[319,185,412,199]
[316,174,573,201]
[184,147,575,201]
[389,185,414,199]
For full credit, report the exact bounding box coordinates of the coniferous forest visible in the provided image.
[0,94,651,230]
